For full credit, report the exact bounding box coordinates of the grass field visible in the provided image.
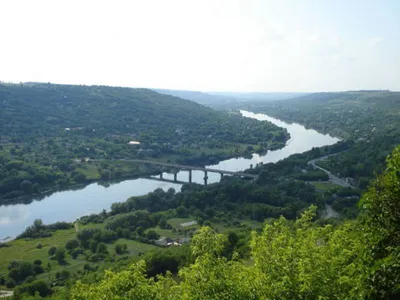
[167,218,198,229]
[0,213,254,291]
[0,228,78,278]
[0,222,157,284]
[311,181,339,191]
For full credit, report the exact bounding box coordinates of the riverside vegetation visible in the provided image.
[0,83,288,202]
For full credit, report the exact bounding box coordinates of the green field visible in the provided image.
[0,228,78,278]
[311,181,339,191]
[0,223,156,283]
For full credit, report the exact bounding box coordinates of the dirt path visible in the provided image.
[74,222,79,234]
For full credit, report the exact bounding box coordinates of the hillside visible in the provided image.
[0,83,289,199]
[1,83,283,143]
[243,90,400,187]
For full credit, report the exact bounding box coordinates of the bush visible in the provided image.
[33,259,42,266]
[55,248,66,264]
[24,276,35,284]
[65,239,80,251]
[6,278,16,288]
[115,244,123,255]
[96,242,108,254]
[0,243,10,248]
[15,279,52,298]
[48,246,57,256]
[145,230,160,240]
[71,249,83,259]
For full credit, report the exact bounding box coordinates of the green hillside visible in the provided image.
[0,83,289,200]
[243,91,400,188]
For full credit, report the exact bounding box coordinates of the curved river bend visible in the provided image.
[0,111,339,239]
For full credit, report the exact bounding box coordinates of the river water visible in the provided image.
[0,111,339,240]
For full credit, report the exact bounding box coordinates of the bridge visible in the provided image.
[90,159,258,185]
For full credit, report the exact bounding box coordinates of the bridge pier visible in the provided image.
[160,172,163,179]
[188,170,192,183]
[204,170,208,185]
[220,172,224,180]
[174,172,178,182]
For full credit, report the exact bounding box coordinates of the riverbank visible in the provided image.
[0,139,287,206]
[0,111,339,240]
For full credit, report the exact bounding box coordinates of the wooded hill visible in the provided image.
[0,83,288,200]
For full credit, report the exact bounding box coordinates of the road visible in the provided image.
[308,153,354,188]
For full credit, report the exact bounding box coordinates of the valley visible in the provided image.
[0,86,398,299]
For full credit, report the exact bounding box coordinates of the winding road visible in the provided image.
[308,153,355,188]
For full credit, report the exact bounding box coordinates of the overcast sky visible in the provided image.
[1,0,399,92]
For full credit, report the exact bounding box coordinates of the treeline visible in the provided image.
[17,219,73,239]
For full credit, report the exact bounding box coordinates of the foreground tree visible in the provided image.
[360,146,400,298]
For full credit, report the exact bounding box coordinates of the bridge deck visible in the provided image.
[91,159,258,178]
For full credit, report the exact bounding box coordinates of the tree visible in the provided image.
[71,210,368,299]
[5,278,16,288]
[146,230,160,240]
[55,248,66,264]
[359,146,400,298]
[20,180,33,193]
[96,242,108,254]
[114,244,123,255]
[89,240,98,253]
[65,239,79,251]
[48,246,57,256]
[33,259,42,266]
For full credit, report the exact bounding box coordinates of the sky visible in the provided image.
[0,0,399,92]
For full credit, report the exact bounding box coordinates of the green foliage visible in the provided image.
[18,220,73,240]
[65,239,79,251]
[48,246,57,256]
[14,279,52,299]
[359,146,400,298]
[96,242,108,254]
[55,248,66,264]
[69,208,365,299]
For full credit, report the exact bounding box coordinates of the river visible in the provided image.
[0,111,339,240]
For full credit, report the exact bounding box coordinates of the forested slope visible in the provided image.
[1,83,287,144]
[243,91,400,188]
[0,83,288,200]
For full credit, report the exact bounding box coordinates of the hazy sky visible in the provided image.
[1,0,399,92]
